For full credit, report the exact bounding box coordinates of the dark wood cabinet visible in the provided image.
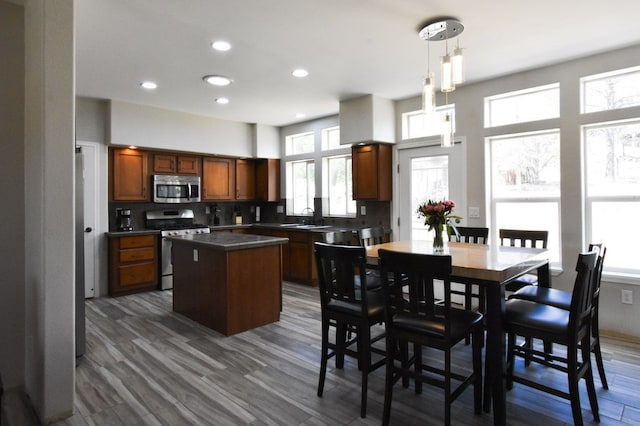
[236,159,256,200]
[153,154,201,175]
[108,234,158,296]
[352,143,392,201]
[111,148,149,201]
[202,157,235,200]
[256,158,281,201]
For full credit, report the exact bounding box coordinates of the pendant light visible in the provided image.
[418,16,465,147]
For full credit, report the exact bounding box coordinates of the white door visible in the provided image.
[78,142,98,298]
[397,141,466,241]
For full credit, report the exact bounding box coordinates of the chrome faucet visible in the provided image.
[301,207,314,225]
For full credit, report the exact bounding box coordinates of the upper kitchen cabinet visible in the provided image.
[153,154,201,175]
[202,157,235,200]
[255,159,280,202]
[111,148,150,201]
[352,143,392,201]
[235,159,256,200]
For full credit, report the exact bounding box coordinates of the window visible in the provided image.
[285,160,315,215]
[487,130,561,265]
[484,83,559,127]
[581,66,640,113]
[401,105,455,140]
[285,131,315,155]
[584,119,640,275]
[321,126,341,150]
[322,155,355,216]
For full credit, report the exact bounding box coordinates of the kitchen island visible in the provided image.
[168,232,288,336]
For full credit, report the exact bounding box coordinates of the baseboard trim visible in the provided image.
[601,329,640,344]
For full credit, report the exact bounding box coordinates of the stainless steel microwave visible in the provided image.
[153,175,201,203]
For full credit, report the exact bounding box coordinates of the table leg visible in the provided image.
[537,262,553,356]
[484,283,506,426]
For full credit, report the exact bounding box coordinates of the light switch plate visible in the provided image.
[469,207,480,218]
[360,206,366,216]
[193,249,199,262]
[276,205,284,213]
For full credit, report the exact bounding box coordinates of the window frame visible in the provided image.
[484,83,560,128]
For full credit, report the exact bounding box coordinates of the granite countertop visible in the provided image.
[166,232,289,251]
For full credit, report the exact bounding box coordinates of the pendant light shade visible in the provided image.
[441,112,454,147]
[441,54,454,93]
[422,73,436,113]
[452,46,464,85]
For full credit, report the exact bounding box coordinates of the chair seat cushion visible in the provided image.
[392,307,483,342]
[505,299,570,337]
[505,273,538,292]
[509,285,571,310]
[327,291,385,318]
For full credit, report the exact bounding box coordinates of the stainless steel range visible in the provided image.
[145,209,210,290]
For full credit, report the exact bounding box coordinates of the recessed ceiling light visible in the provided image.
[203,75,233,86]
[140,81,157,89]
[292,69,309,78]
[296,113,306,119]
[215,97,229,104]
[211,40,231,51]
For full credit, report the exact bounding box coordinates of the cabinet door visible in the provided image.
[177,155,201,175]
[153,154,176,173]
[236,159,256,200]
[352,144,391,201]
[202,157,235,200]
[112,149,149,201]
[256,159,280,202]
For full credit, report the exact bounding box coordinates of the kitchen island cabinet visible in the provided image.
[169,233,288,336]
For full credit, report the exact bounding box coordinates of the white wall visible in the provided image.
[24,0,76,421]
[395,44,640,340]
[0,0,25,391]
[109,100,255,157]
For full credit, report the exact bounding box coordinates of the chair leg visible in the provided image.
[335,321,346,369]
[472,328,483,415]
[506,332,516,390]
[583,335,600,422]
[464,284,472,345]
[382,336,396,426]
[414,343,423,394]
[444,348,451,426]
[359,324,371,418]
[400,341,410,388]
[317,318,329,397]
[567,342,584,426]
[593,338,609,389]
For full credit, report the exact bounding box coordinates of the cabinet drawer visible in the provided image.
[119,262,156,287]
[119,235,156,249]
[119,247,155,263]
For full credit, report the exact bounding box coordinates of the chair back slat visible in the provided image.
[323,230,355,245]
[499,229,548,249]
[378,249,453,337]
[358,227,386,246]
[314,242,370,313]
[569,250,599,332]
[451,226,489,244]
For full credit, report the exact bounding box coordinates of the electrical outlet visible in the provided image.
[193,249,199,262]
[276,205,284,213]
[621,289,633,305]
[360,206,366,216]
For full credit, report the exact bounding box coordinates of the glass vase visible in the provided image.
[433,223,444,253]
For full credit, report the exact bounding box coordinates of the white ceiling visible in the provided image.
[75,0,640,127]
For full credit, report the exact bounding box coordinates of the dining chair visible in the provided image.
[499,229,549,292]
[508,243,608,388]
[448,226,489,313]
[505,250,600,425]
[313,242,386,418]
[378,249,484,426]
[322,230,355,245]
[357,226,386,246]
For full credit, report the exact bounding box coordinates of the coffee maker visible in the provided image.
[116,209,133,231]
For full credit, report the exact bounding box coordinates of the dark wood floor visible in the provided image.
[4,282,640,425]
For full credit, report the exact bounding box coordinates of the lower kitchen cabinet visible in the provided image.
[108,234,159,296]
[251,228,321,286]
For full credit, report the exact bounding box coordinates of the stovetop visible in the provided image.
[146,223,208,231]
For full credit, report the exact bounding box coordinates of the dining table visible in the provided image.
[365,240,550,426]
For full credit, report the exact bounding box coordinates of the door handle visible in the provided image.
[84,227,93,233]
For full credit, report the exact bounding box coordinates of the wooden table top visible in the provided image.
[366,240,549,284]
